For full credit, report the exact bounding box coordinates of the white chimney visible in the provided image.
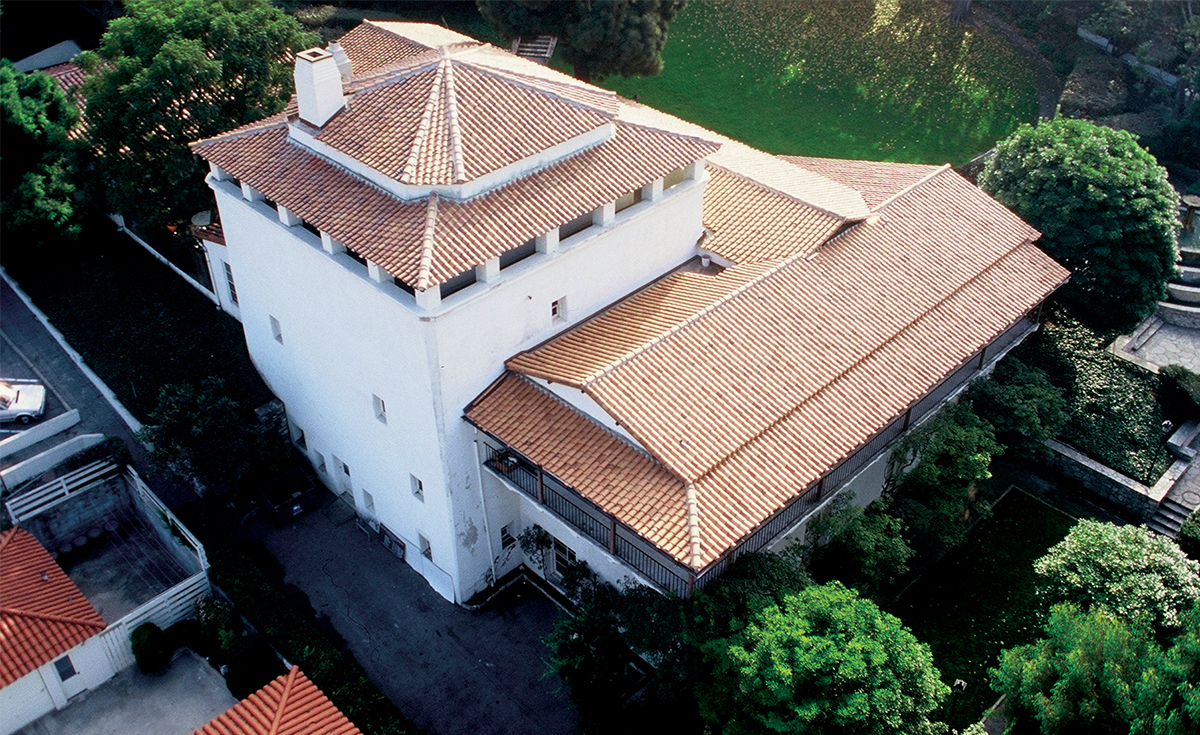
[328,42,353,78]
[294,48,345,127]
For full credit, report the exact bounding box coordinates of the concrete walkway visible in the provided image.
[19,650,235,735]
[260,505,579,735]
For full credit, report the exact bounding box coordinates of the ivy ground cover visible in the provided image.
[889,489,1075,730]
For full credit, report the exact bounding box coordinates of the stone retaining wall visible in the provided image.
[1045,439,1188,521]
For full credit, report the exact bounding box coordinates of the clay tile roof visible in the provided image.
[194,666,360,735]
[336,21,436,74]
[779,155,945,210]
[0,528,106,687]
[315,52,612,186]
[192,120,715,289]
[367,20,479,50]
[702,166,843,263]
[492,166,1069,569]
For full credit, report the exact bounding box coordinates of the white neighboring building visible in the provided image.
[192,21,1068,603]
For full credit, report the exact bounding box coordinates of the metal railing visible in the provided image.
[543,475,610,548]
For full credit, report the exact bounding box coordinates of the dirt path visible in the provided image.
[970,5,1063,119]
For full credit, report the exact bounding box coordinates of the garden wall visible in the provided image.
[1044,439,1188,521]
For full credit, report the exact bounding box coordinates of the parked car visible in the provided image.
[258,466,320,526]
[0,379,46,424]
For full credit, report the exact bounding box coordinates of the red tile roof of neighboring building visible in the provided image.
[779,155,945,210]
[0,528,106,687]
[194,666,360,735]
[480,166,1069,569]
[336,21,436,74]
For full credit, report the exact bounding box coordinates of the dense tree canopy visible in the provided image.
[1033,520,1200,637]
[805,495,912,598]
[978,117,1179,331]
[699,582,948,735]
[0,60,81,241]
[477,0,686,81]
[80,0,317,229]
[992,603,1167,735]
[967,355,1067,458]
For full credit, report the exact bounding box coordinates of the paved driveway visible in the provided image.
[261,506,579,735]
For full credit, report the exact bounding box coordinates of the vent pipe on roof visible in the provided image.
[294,47,345,127]
[328,42,353,78]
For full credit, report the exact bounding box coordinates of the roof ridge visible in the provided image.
[873,163,952,211]
[458,56,617,118]
[709,161,853,225]
[400,57,448,183]
[415,194,439,292]
[0,527,16,554]
[442,57,466,184]
[267,666,300,735]
[684,483,702,570]
[578,256,802,390]
[691,233,1039,487]
[0,606,106,631]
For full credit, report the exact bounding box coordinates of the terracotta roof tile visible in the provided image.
[367,21,479,51]
[337,21,435,74]
[194,666,360,735]
[193,121,715,288]
[494,167,1068,569]
[779,155,944,209]
[0,528,106,687]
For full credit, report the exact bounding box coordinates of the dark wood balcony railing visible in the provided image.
[479,315,1039,597]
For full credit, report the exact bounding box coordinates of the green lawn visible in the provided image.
[889,489,1075,729]
[593,0,1038,164]
[2,217,271,421]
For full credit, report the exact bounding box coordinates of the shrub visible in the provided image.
[805,494,911,598]
[1161,364,1200,421]
[130,622,173,673]
[165,618,200,652]
[224,634,286,700]
[194,596,242,665]
[1180,512,1200,562]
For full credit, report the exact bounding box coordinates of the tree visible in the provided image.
[978,117,1179,331]
[992,602,1168,735]
[699,582,949,735]
[477,0,686,82]
[545,604,630,733]
[806,494,912,598]
[1034,520,1200,637]
[0,60,81,242]
[137,380,289,494]
[79,0,317,229]
[967,355,1067,458]
[891,402,1001,547]
[1149,604,1200,735]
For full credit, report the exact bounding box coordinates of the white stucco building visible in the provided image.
[192,21,1068,603]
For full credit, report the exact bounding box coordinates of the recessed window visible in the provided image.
[500,524,516,549]
[270,315,283,344]
[362,489,376,516]
[373,394,387,424]
[614,187,644,213]
[411,474,424,501]
[559,211,592,241]
[223,262,239,306]
[291,424,307,450]
[419,534,432,560]
[499,239,537,269]
[551,538,575,578]
[662,166,686,192]
[551,297,567,322]
[341,461,351,478]
[54,656,77,681]
[315,452,327,473]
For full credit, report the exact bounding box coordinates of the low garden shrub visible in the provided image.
[1180,512,1200,561]
[224,634,287,700]
[130,622,173,673]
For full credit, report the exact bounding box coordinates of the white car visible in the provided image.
[0,380,47,424]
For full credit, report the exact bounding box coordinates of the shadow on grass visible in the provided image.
[888,489,1075,730]
[2,215,271,420]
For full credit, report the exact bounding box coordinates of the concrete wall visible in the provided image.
[0,410,79,462]
[21,477,130,552]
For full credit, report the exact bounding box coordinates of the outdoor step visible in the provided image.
[1178,265,1200,286]
[1168,282,1200,304]
[1147,517,1182,538]
[1182,245,1200,267]
[1127,316,1165,351]
[1158,300,1200,329]
[1156,503,1191,523]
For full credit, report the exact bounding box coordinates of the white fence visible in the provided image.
[97,571,211,672]
[5,459,119,523]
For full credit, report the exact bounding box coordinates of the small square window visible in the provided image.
[373,394,387,424]
[551,297,567,322]
[223,262,239,306]
[500,524,516,549]
[411,474,424,501]
[362,489,376,516]
[419,534,432,561]
[314,452,327,473]
[342,461,351,478]
[270,315,283,344]
[54,656,77,681]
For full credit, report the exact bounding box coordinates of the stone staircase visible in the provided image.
[510,36,557,65]
[1159,236,1200,328]
[1148,497,1192,538]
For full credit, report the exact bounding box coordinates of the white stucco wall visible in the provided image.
[201,240,241,321]
[0,635,115,735]
[209,166,706,602]
[1,669,54,735]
